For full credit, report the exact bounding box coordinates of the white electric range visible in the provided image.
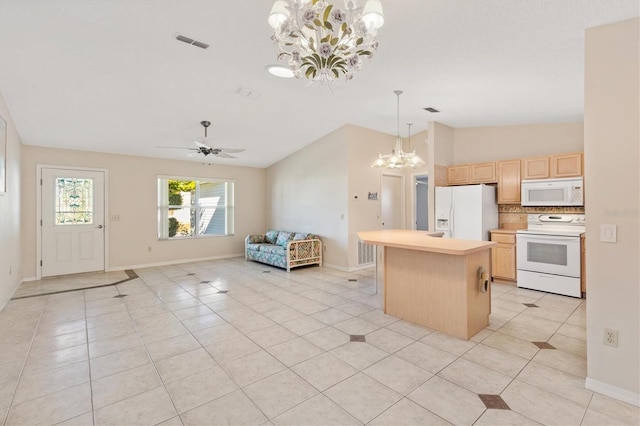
[516,214,585,298]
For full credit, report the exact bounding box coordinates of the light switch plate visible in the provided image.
[600,224,617,243]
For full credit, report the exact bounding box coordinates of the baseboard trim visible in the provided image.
[322,263,375,273]
[585,377,640,407]
[105,253,245,272]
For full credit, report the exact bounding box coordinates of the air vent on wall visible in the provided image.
[175,33,209,49]
[423,107,440,113]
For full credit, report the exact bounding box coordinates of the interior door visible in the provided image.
[415,175,428,230]
[381,174,404,229]
[41,168,105,277]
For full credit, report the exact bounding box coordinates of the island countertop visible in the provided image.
[357,229,496,256]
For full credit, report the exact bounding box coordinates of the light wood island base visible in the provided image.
[358,230,495,340]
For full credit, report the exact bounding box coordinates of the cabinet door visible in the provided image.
[497,160,521,204]
[470,162,497,183]
[491,243,517,281]
[434,165,447,187]
[552,152,583,177]
[522,156,550,179]
[447,165,470,185]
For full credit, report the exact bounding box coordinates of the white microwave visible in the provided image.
[521,177,584,206]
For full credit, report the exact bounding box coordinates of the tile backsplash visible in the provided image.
[498,205,585,229]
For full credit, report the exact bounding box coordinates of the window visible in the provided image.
[158,177,234,240]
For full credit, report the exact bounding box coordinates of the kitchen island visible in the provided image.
[357,229,496,340]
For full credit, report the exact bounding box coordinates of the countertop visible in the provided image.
[357,229,496,256]
[489,228,520,234]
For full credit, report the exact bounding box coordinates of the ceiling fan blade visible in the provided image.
[193,140,211,149]
[218,148,246,153]
[157,146,197,150]
[215,152,237,158]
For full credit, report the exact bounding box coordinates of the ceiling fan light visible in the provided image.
[266,65,295,78]
[363,0,384,30]
[268,1,289,29]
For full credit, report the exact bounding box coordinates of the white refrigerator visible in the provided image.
[435,184,498,241]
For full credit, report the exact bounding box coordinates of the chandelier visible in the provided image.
[372,90,426,169]
[268,0,384,81]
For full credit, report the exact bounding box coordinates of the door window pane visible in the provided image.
[55,177,93,225]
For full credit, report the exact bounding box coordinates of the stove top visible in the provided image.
[516,214,585,237]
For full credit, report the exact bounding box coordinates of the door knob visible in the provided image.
[96,225,103,229]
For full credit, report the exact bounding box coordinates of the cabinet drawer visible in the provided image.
[491,233,516,244]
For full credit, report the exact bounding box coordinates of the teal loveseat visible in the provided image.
[245,230,322,271]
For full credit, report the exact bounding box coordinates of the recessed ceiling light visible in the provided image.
[265,65,295,78]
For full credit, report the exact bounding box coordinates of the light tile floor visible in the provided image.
[1,258,639,425]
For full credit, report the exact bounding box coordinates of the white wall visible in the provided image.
[21,146,266,279]
[452,122,584,164]
[266,126,349,269]
[584,18,639,405]
[0,93,22,310]
[429,122,455,231]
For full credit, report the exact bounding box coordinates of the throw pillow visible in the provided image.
[265,229,279,244]
[292,233,309,241]
[276,231,293,246]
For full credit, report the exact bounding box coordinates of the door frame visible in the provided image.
[380,172,405,230]
[412,173,429,231]
[36,164,110,280]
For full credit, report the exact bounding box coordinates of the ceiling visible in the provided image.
[0,1,638,168]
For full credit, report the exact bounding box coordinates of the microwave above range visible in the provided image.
[521,177,584,207]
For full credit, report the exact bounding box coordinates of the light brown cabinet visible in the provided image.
[497,160,521,204]
[447,165,470,185]
[434,165,447,187]
[470,162,497,183]
[490,231,517,282]
[522,156,550,179]
[522,152,583,179]
[447,162,497,185]
[552,152,583,177]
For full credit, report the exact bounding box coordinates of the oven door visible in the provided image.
[516,233,581,277]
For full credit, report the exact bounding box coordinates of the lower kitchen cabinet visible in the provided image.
[490,230,517,283]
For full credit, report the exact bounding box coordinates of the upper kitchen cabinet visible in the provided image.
[470,162,497,183]
[551,152,583,177]
[447,165,470,185]
[522,153,583,179]
[434,165,447,187]
[522,156,551,179]
[497,159,521,204]
[447,162,497,185]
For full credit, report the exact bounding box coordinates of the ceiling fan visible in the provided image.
[158,121,246,158]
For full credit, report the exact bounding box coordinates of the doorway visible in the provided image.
[39,166,106,278]
[380,173,404,229]
[415,175,429,230]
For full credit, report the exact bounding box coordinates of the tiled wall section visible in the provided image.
[498,205,585,229]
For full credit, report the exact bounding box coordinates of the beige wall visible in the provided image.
[452,122,584,164]
[266,126,349,269]
[584,18,639,404]
[21,147,266,279]
[0,93,23,310]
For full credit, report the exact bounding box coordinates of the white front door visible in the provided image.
[41,168,105,277]
[381,174,404,229]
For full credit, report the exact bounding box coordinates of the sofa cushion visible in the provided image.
[292,232,310,241]
[265,229,279,244]
[246,243,267,251]
[276,231,293,246]
[259,245,286,256]
[247,235,265,244]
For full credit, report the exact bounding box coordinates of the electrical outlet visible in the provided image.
[604,328,618,347]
